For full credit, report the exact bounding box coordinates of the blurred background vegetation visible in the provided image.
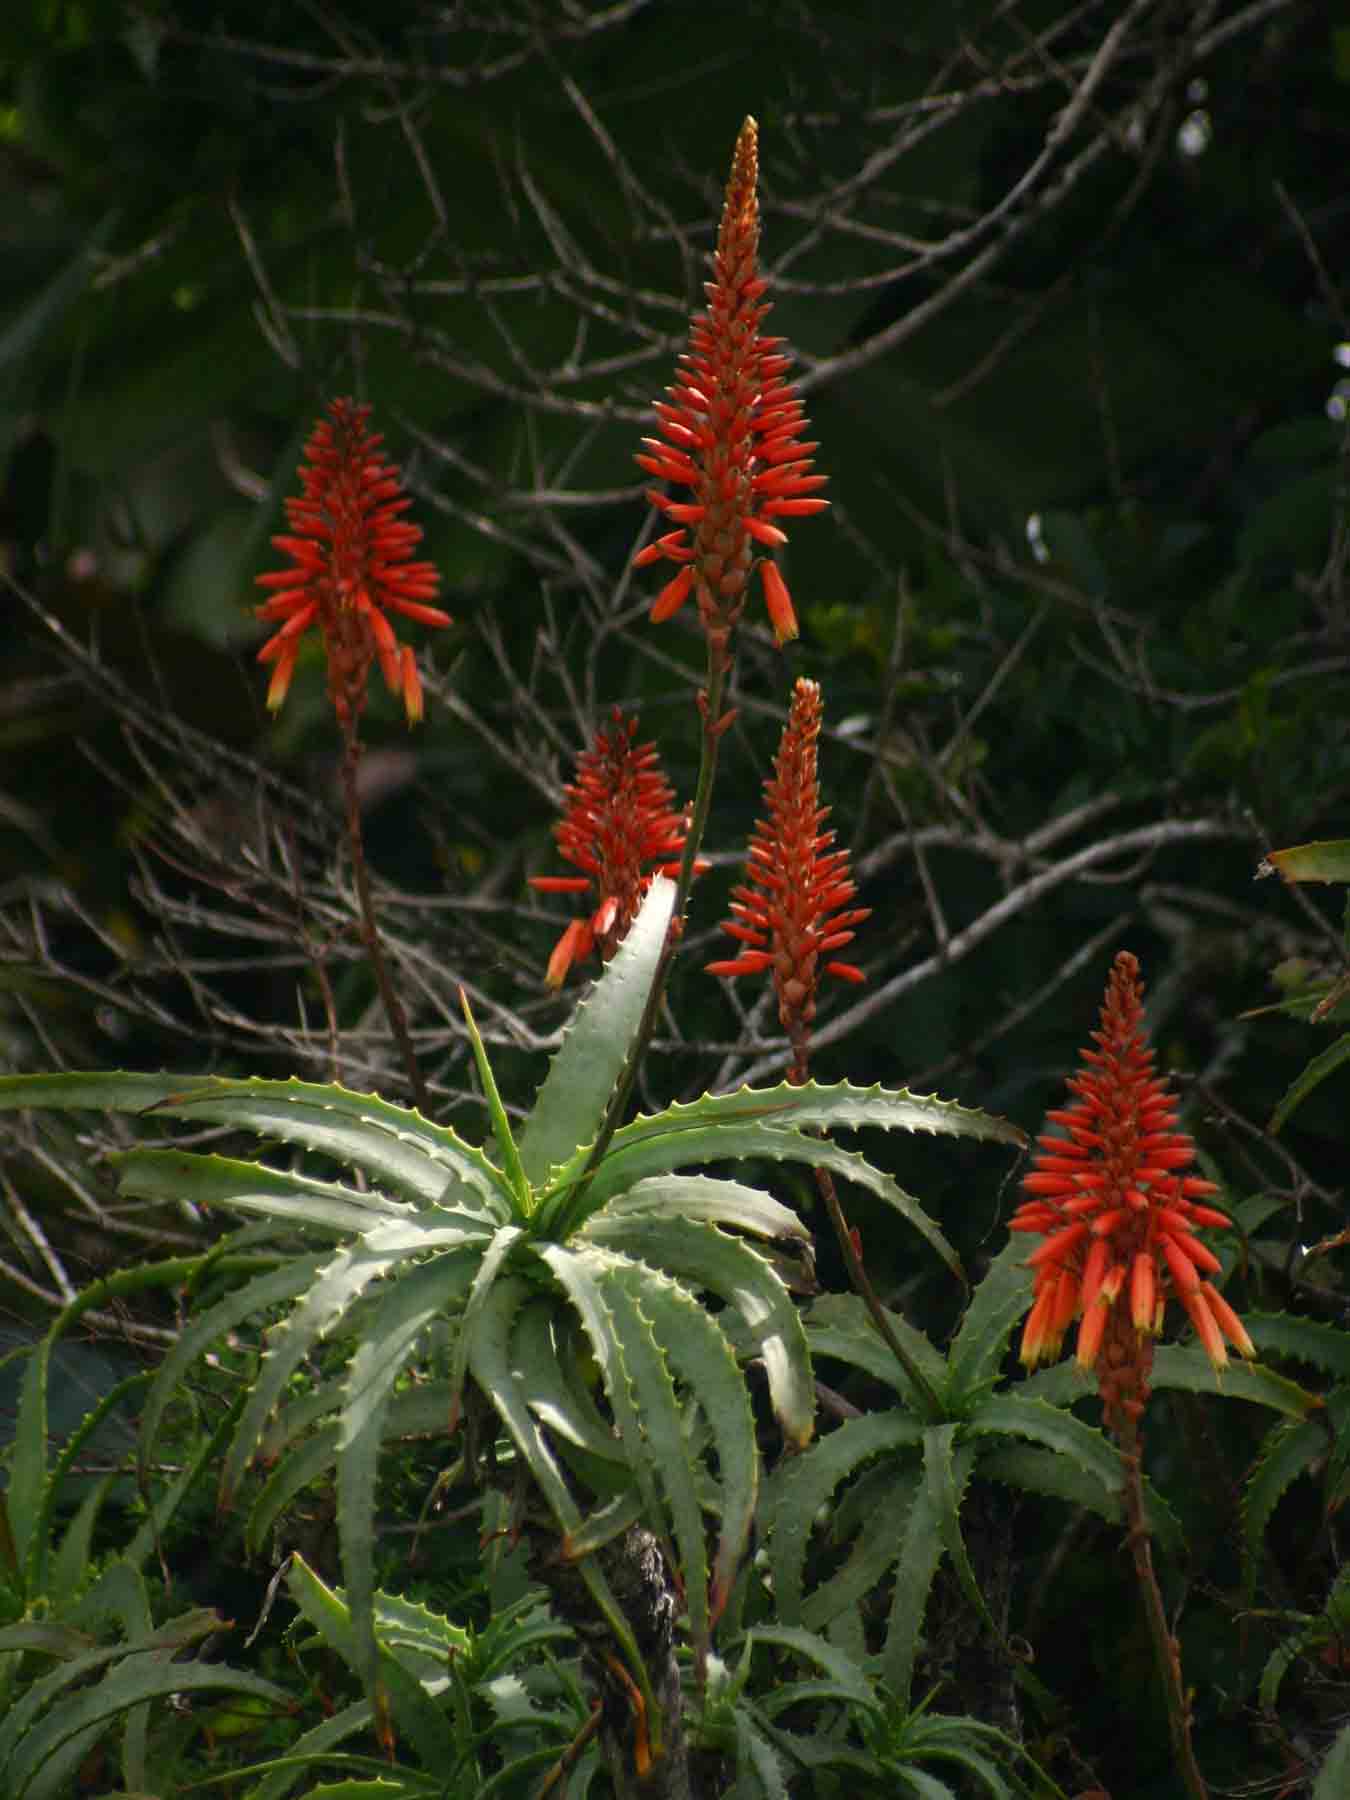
[1,1,1348,1792]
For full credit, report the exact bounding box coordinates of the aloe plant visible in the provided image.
[764,1238,1318,1710]
[0,876,1020,1788]
[693,1624,1061,1798]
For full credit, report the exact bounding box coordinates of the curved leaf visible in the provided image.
[964,1393,1122,1506]
[766,1410,924,1621]
[140,1253,326,1476]
[745,1623,879,1715]
[462,1277,648,1696]
[285,1554,454,1769]
[582,1210,814,1448]
[977,1443,1182,1557]
[241,1702,383,1800]
[113,1147,414,1236]
[5,1645,289,1800]
[0,1071,509,1212]
[339,1249,479,1706]
[519,876,675,1187]
[1246,1311,1350,1382]
[447,1224,527,1427]
[581,1121,961,1279]
[460,989,530,1210]
[1270,1031,1350,1134]
[9,1258,207,1592]
[512,1301,626,1463]
[919,1425,984,1660]
[593,1260,716,1656]
[219,1222,477,1508]
[602,1079,1025,1155]
[124,1399,243,1574]
[610,1255,760,1630]
[248,1421,341,1555]
[1241,1417,1327,1600]
[532,1243,664,1540]
[803,1292,946,1408]
[592,1173,808,1245]
[880,1445,949,1703]
[50,1476,117,1614]
[945,1240,1034,1410]
[248,1381,467,1553]
[465,1274,584,1532]
[802,1459,924,1635]
[1151,1344,1321,1417]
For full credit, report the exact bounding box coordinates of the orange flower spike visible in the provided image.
[636,118,827,649]
[1009,952,1251,1392]
[707,678,869,1079]
[256,398,451,729]
[530,708,701,987]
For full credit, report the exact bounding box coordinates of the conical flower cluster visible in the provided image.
[1011,952,1252,1386]
[707,678,868,1077]
[635,117,827,652]
[530,709,696,988]
[255,398,450,727]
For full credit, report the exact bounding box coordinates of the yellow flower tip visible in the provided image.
[264,647,297,714]
[1202,1281,1256,1360]
[1019,1289,1059,1367]
[401,646,424,726]
[761,560,799,645]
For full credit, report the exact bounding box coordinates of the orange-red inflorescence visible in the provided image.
[634,117,827,649]
[1010,951,1253,1388]
[530,708,697,988]
[707,678,869,1074]
[255,398,451,728]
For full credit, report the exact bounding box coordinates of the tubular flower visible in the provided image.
[1010,952,1252,1400]
[707,678,869,1077]
[634,117,827,651]
[255,398,451,728]
[530,708,700,988]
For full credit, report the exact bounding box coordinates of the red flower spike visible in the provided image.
[1009,952,1251,1428]
[255,398,451,729]
[529,708,701,988]
[636,118,826,649]
[706,677,869,1080]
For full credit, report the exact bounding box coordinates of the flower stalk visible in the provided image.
[1010,951,1248,1800]
[702,677,942,1408]
[584,116,827,1173]
[257,398,449,1114]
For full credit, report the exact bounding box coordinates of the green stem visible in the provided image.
[339,731,431,1115]
[1118,1415,1209,1800]
[812,1162,944,1421]
[583,644,728,1176]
